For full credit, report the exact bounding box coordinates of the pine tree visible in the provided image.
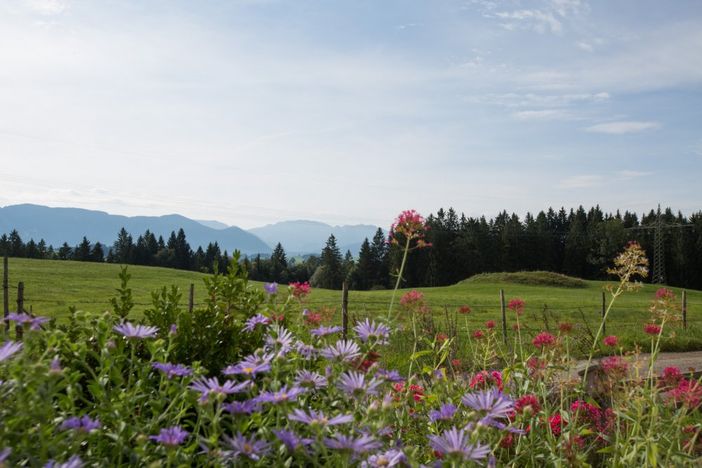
[112,228,134,263]
[58,242,73,260]
[25,239,39,258]
[74,237,92,261]
[369,228,389,288]
[270,243,288,283]
[314,234,344,289]
[91,242,105,262]
[352,238,373,290]
[8,230,24,257]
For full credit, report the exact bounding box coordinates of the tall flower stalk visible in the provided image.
[581,241,648,387]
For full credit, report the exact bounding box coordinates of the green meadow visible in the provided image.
[5,257,702,356]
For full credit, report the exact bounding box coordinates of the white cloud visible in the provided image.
[22,0,67,15]
[576,41,593,52]
[511,109,570,121]
[584,121,660,134]
[557,175,603,189]
[495,9,562,34]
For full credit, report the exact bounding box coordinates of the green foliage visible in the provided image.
[462,271,588,288]
[109,266,134,319]
[149,251,265,376]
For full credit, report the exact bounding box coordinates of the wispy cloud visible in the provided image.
[22,0,67,15]
[557,174,603,189]
[511,109,571,121]
[495,10,563,34]
[584,121,661,134]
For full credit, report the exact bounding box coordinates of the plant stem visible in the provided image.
[387,237,411,320]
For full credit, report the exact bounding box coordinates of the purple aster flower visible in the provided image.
[295,341,317,360]
[0,447,11,463]
[428,427,490,462]
[265,325,295,355]
[429,403,458,422]
[152,362,193,379]
[273,429,313,452]
[461,388,514,422]
[311,325,343,337]
[5,312,32,324]
[190,377,251,403]
[324,434,382,456]
[288,408,354,427]
[113,322,159,339]
[150,426,189,446]
[222,433,271,461]
[294,369,327,389]
[60,415,101,433]
[376,368,403,382]
[320,340,362,362]
[30,316,50,330]
[0,341,23,363]
[223,399,260,415]
[353,319,391,344]
[264,282,278,294]
[243,313,271,333]
[338,371,382,398]
[255,385,306,405]
[44,456,84,468]
[222,353,272,378]
[49,356,62,374]
[361,449,406,467]
[169,323,177,335]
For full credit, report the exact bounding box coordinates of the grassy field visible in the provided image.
[5,257,702,356]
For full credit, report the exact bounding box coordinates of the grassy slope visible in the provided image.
[5,257,702,354]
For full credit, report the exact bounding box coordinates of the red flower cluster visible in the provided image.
[472,330,485,340]
[289,281,311,299]
[450,358,461,369]
[603,335,618,347]
[549,413,563,436]
[435,333,448,343]
[399,290,424,308]
[668,378,702,408]
[558,322,573,334]
[469,370,503,391]
[302,310,322,326]
[507,298,525,315]
[458,305,471,314]
[356,351,381,372]
[393,382,425,402]
[515,394,541,416]
[644,323,662,336]
[600,355,628,378]
[660,366,684,388]
[485,320,496,330]
[532,332,556,349]
[388,210,431,248]
[655,287,675,300]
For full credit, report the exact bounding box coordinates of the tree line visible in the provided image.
[2,204,701,290]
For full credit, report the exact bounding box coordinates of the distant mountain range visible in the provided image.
[249,220,380,256]
[0,204,380,257]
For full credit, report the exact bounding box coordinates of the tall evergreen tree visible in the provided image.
[313,234,344,289]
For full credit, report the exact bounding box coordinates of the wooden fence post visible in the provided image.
[500,289,507,344]
[601,291,606,336]
[682,290,687,330]
[3,255,8,335]
[341,281,349,340]
[16,282,24,340]
[188,283,194,313]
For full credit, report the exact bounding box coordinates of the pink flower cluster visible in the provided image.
[507,298,525,315]
[532,332,556,349]
[289,282,311,299]
[388,210,431,248]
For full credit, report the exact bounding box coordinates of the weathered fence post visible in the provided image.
[601,291,606,336]
[188,283,194,313]
[500,289,507,344]
[3,255,8,335]
[341,281,349,340]
[16,282,24,340]
[682,290,687,330]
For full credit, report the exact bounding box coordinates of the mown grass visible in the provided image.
[5,257,702,359]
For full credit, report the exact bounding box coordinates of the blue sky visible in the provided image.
[0,0,700,228]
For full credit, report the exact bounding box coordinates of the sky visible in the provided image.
[0,0,701,229]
